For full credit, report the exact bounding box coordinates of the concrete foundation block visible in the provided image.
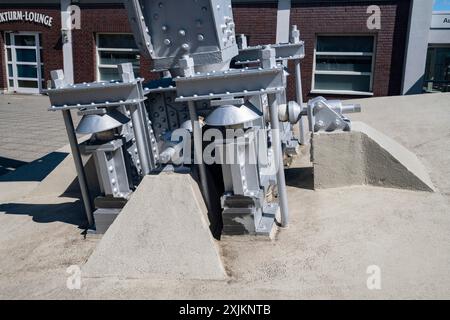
[83,172,227,280]
[93,208,121,234]
[312,122,435,192]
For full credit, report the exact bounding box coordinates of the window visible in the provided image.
[4,32,44,93]
[312,35,376,95]
[424,46,450,93]
[96,33,140,81]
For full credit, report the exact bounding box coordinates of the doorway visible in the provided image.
[4,32,43,94]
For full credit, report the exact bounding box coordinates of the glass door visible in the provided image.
[5,32,43,94]
[424,46,450,93]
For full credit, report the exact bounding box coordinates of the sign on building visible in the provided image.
[431,13,450,29]
[0,11,53,27]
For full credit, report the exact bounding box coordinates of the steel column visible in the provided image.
[60,0,74,84]
[269,94,289,227]
[294,59,306,145]
[129,104,151,175]
[188,101,211,212]
[276,0,292,68]
[62,110,94,228]
[276,0,291,44]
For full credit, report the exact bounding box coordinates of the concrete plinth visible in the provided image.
[83,172,227,280]
[312,122,435,192]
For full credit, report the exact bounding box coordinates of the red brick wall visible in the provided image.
[0,5,63,91]
[72,4,157,84]
[233,0,411,101]
[0,4,157,90]
[1,2,410,100]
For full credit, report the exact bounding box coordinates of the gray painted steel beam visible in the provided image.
[62,110,95,228]
[276,0,291,44]
[188,101,212,214]
[269,94,289,228]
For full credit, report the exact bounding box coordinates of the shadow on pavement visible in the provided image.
[0,200,88,227]
[0,152,68,182]
[0,157,28,176]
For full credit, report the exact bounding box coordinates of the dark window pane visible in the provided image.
[5,33,11,45]
[18,80,38,88]
[98,34,137,49]
[14,35,36,46]
[315,74,371,92]
[99,51,140,66]
[16,49,37,62]
[316,55,372,72]
[99,68,120,81]
[99,67,140,81]
[317,36,374,53]
[433,47,450,81]
[424,47,450,92]
[7,48,12,62]
[8,64,13,77]
[17,65,38,78]
[9,80,14,88]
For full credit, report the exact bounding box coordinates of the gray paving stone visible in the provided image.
[0,94,75,167]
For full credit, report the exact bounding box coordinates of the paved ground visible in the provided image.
[0,93,449,299]
[0,94,76,175]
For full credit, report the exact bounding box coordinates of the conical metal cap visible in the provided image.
[205,101,263,127]
[76,110,130,134]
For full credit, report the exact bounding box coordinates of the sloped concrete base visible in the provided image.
[83,172,227,280]
[312,122,434,192]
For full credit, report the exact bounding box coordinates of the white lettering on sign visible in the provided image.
[0,11,53,27]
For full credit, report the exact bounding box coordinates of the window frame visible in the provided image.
[95,32,140,82]
[4,31,44,94]
[311,34,377,96]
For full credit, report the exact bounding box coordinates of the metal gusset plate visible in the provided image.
[125,0,238,71]
[146,90,191,139]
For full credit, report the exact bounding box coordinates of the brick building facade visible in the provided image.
[0,1,413,100]
[233,1,411,99]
